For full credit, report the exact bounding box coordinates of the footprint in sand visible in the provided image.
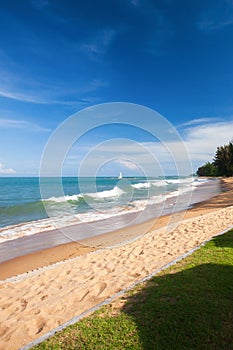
[0,325,9,337]
[93,282,107,297]
[36,318,46,335]
[78,290,90,302]
[1,302,11,310]
[20,298,28,311]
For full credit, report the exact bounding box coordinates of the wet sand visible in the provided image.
[0,178,233,349]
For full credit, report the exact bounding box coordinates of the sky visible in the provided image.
[0,0,233,176]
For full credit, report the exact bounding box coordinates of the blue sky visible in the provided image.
[0,0,233,176]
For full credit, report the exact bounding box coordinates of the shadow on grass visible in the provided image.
[122,262,233,350]
[212,229,233,249]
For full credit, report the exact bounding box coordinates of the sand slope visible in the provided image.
[1,205,233,349]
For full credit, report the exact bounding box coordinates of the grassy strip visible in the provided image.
[34,230,233,350]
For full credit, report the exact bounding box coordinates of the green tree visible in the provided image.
[213,142,233,177]
[197,162,217,177]
[197,140,233,177]
[228,142,233,175]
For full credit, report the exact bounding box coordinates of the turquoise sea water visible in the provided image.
[0,176,220,243]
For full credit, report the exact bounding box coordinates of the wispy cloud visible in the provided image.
[180,119,233,170]
[0,61,51,104]
[197,1,233,32]
[0,88,47,104]
[130,0,140,6]
[0,163,15,174]
[198,18,233,32]
[0,49,105,106]
[81,29,116,58]
[66,139,186,176]
[0,118,51,132]
[115,158,139,170]
[177,117,223,128]
[77,119,233,174]
[0,86,104,108]
[0,78,104,106]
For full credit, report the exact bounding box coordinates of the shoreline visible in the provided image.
[0,178,233,349]
[0,178,232,280]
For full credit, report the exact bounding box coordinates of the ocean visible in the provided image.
[0,176,221,247]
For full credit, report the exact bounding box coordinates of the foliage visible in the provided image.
[197,141,233,177]
[196,162,217,177]
[214,142,233,176]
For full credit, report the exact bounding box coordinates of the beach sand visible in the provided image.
[0,178,233,349]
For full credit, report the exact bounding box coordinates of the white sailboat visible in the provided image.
[118,172,123,179]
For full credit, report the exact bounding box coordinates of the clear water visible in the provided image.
[0,176,220,243]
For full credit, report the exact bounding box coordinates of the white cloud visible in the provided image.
[0,163,15,174]
[0,88,47,104]
[0,85,102,107]
[178,117,222,128]
[69,138,190,176]
[0,118,51,132]
[178,119,233,172]
[91,119,233,174]
[62,140,189,176]
[115,159,139,170]
[55,118,233,176]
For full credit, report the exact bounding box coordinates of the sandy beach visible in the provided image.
[0,178,233,349]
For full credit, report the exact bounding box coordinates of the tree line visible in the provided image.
[197,141,233,177]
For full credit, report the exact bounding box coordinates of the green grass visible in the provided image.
[34,230,233,350]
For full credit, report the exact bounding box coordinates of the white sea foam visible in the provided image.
[151,180,167,187]
[45,194,83,203]
[0,177,213,244]
[0,200,142,243]
[134,194,166,206]
[132,182,151,189]
[45,186,124,203]
[44,179,203,205]
[86,186,124,199]
[193,178,209,185]
[166,177,195,185]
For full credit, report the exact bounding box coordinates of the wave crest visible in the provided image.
[132,182,151,189]
[45,185,125,203]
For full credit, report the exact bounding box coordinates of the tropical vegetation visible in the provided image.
[197,141,233,177]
